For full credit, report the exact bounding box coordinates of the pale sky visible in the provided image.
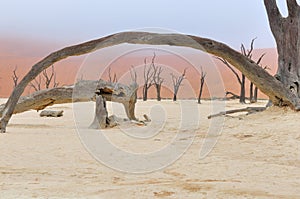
[0,0,298,49]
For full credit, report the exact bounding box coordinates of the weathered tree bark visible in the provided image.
[0,80,137,121]
[1,31,300,132]
[89,95,108,129]
[40,110,63,117]
[264,0,300,98]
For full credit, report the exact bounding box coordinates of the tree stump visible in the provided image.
[89,95,108,129]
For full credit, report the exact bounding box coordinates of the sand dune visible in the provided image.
[0,98,300,198]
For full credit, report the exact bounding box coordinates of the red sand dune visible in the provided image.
[0,37,278,99]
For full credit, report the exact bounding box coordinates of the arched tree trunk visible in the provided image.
[264,0,300,97]
[1,31,300,132]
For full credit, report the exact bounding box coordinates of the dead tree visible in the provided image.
[215,57,246,103]
[12,66,19,88]
[216,38,264,104]
[29,75,42,92]
[142,57,154,101]
[1,29,300,132]
[107,66,117,83]
[43,65,59,89]
[240,39,265,103]
[171,68,186,101]
[151,53,164,101]
[264,0,300,98]
[0,80,137,121]
[198,67,207,104]
[208,107,267,119]
[89,95,109,129]
[250,62,268,103]
[29,65,59,91]
[128,66,138,119]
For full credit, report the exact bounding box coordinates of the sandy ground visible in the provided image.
[1,99,300,199]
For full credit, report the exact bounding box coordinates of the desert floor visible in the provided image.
[1,99,300,199]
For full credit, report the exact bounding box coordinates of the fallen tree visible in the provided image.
[208,107,267,119]
[40,110,64,117]
[1,32,300,131]
[0,80,138,120]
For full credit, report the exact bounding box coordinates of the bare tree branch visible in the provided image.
[171,68,187,101]
[43,65,55,89]
[287,0,300,17]
[247,37,257,57]
[256,53,266,65]
[143,58,154,88]
[151,52,164,101]
[142,55,155,101]
[12,66,19,88]
[53,71,59,88]
[215,56,242,85]
[264,0,283,40]
[29,75,42,92]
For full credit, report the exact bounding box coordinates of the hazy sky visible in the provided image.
[0,0,297,49]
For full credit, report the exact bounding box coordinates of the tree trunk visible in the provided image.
[123,85,137,121]
[155,84,161,101]
[143,84,148,101]
[1,31,300,132]
[254,86,258,102]
[89,95,108,129]
[198,78,205,104]
[226,91,240,100]
[239,74,246,104]
[173,93,177,101]
[250,82,254,103]
[264,0,300,100]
